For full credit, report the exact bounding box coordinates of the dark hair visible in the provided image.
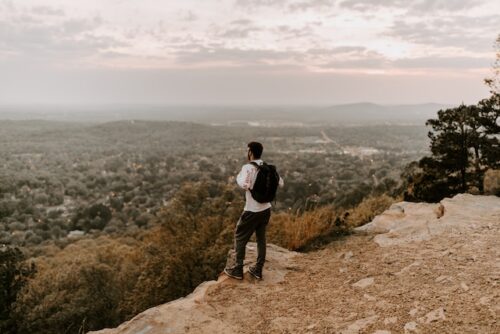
[247,141,263,159]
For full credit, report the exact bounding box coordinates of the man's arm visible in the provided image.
[236,164,253,189]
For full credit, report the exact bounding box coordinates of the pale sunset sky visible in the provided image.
[0,0,499,105]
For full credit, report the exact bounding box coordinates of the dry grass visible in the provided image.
[345,194,395,228]
[484,169,500,195]
[268,194,396,250]
[268,206,340,250]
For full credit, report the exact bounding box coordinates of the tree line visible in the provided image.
[405,35,499,201]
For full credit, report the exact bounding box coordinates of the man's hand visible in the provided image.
[279,176,285,188]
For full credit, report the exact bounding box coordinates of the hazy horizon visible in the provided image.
[0,102,453,126]
[0,101,452,108]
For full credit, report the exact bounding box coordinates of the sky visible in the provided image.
[0,0,499,105]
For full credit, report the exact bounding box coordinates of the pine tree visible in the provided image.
[404,35,499,202]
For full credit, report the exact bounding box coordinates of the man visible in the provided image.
[224,141,284,280]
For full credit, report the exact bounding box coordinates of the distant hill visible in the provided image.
[0,103,451,126]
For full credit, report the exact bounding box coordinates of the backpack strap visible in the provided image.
[250,161,262,169]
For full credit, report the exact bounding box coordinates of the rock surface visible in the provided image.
[89,194,500,333]
[352,277,375,289]
[355,194,500,247]
[89,243,301,334]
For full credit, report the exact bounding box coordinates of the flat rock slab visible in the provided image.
[355,194,500,247]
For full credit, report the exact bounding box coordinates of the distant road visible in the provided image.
[320,130,342,150]
[320,130,334,143]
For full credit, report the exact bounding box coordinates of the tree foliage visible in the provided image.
[120,181,242,316]
[11,237,143,334]
[405,35,500,202]
[0,246,36,334]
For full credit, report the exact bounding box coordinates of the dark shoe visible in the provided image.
[224,265,243,280]
[248,265,262,280]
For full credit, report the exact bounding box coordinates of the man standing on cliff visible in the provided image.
[224,141,283,280]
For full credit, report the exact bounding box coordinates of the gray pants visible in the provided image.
[234,208,271,268]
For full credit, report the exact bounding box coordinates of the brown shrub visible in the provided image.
[345,194,395,228]
[483,169,500,195]
[268,194,395,251]
[268,206,345,251]
[12,236,143,334]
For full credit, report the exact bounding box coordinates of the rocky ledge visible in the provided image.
[88,243,302,334]
[89,194,500,333]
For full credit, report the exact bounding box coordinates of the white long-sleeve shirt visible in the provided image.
[236,159,284,212]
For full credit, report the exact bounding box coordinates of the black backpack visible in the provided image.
[249,162,280,203]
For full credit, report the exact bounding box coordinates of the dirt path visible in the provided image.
[207,225,499,333]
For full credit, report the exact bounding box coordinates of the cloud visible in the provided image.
[317,49,388,69]
[170,39,494,73]
[393,56,492,69]
[339,0,482,12]
[318,58,387,70]
[234,0,288,8]
[179,10,198,22]
[0,13,127,64]
[31,6,65,16]
[62,17,103,34]
[235,0,336,12]
[217,19,261,39]
[288,0,335,11]
[171,43,393,72]
[318,54,492,71]
[0,0,14,11]
[307,46,367,55]
[410,0,481,12]
[388,15,500,52]
[231,19,252,25]
[274,24,315,39]
[172,44,306,67]
[339,0,404,12]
